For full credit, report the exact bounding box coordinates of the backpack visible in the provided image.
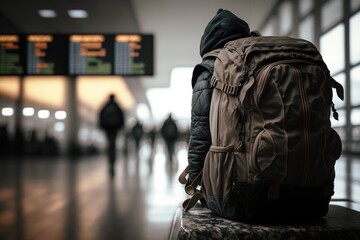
[161,119,178,141]
[179,33,344,222]
[100,103,124,129]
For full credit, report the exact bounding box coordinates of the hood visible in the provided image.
[200,9,250,57]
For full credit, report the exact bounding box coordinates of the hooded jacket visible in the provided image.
[187,9,250,182]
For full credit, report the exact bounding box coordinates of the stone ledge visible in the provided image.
[169,204,360,240]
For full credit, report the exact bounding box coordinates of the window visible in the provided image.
[352,0,360,12]
[280,1,293,35]
[321,0,343,31]
[331,109,346,127]
[351,65,360,105]
[351,108,360,125]
[24,76,67,109]
[300,0,313,17]
[0,77,20,98]
[320,24,345,74]
[299,15,315,42]
[146,67,193,122]
[350,11,360,65]
[333,73,345,109]
[262,17,276,36]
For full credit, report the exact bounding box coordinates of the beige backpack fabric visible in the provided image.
[180,34,344,222]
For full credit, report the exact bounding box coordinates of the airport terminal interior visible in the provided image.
[1,0,360,239]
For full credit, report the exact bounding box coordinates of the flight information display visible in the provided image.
[0,33,154,76]
[114,34,153,76]
[27,34,68,75]
[0,34,25,75]
[69,34,113,75]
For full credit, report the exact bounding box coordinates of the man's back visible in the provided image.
[99,97,124,130]
[161,117,178,142]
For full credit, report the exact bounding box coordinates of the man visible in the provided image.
[99,94,125,177]
[187,9,251,184]
[131,119,144,155]
[161,114,179,165]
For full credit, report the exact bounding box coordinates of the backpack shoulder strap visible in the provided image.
[191,59,216,88]
[202,48,221,59]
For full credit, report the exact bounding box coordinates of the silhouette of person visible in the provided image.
[131,119,144,155]
[29,129,40,155]
[0,124,11,156]
[99,94,125,177]
[148,127,157,154]
[161,114,179,164]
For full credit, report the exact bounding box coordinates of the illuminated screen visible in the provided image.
[27,34,68,75]
[0,34,25,75]
[69,34,113,75]
[114,34,153,76]
[0,34,154,76]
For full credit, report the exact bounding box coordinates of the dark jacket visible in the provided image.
[99,97,124,131]
[187,9,250,183]
[161,115,179,142]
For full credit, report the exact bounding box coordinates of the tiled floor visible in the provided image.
[0,141,188,240]
[0,140,359,240]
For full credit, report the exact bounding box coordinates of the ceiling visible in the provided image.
[0,0,276,107]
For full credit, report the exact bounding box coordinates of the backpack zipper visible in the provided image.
[294,65,311,186]
[255,60,314,186]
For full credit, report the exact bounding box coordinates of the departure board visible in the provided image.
[114,34,153,76]
[69,34,113,75]
[0,34,25,75]
[0,33,154,76]
[27,34,68,75]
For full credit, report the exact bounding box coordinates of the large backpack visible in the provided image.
[179,34,344,222]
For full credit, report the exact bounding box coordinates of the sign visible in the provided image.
[0,34,154,76]
[114,34,153,76]
[27,34,68,75]
[69,34,113,75]
[0,34,25,75]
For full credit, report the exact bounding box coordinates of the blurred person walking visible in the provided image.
[99,94,125,177]
[148,126,157,155]
[131,119,144,155]
[161,114,179,165]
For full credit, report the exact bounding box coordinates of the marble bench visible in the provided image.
[169,204,360,240]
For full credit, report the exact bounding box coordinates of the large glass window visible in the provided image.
[320,24,345,74]
[351,65,360,105]
[331,109,346,127]
[262,18,276,36]
[351,108,360,125]
[300,0,313,17]
[350,11,360,65]
[0,77,20,99]
[299,15,314,43]
[24,76,67,109]
[321,0,343,31]
[352,0,360,11]
[279,1,293,35]
[333,73,345,109]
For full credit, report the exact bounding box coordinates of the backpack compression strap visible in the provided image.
[210,77,241,95]
[204,48,246,96]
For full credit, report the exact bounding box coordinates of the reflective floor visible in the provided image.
[0,140,359,240]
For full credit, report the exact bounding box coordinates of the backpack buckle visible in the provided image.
[223,85,239,95]
[210,77,218,87]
